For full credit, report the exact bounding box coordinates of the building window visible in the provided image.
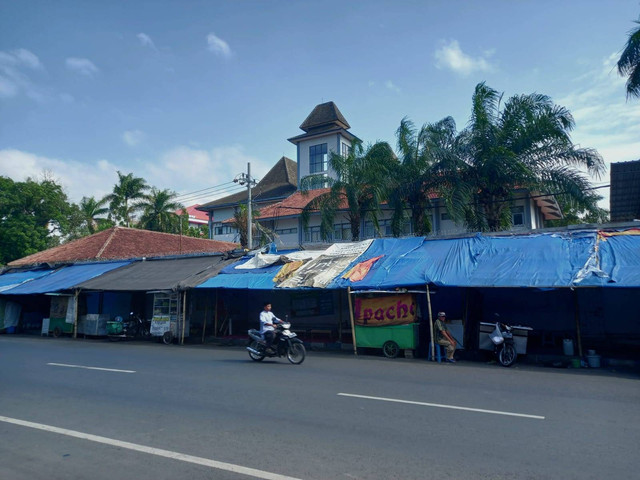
[304,225,325,243]
[310,144,328,173]
[440,212,451,221]
[512,205,525,226]
[333,223,352,241]
[214,224,236,235]
[275,227,297,235]
[341,142,351,157]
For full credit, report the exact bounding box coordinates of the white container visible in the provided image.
[563,339,574,356]
[587,355,601,368]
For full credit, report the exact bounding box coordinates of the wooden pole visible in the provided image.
[201,300,208,344]
[73,289,79,339]
[426,284,435,361]
[347,287,357,356]
[573,289,583,357]
[181,290,187,345]
[214,290,219,337]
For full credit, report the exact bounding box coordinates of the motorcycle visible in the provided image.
[246,320,306,365]
[489,321,518,367]
[106,312,150,341]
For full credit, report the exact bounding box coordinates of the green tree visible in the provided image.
[452,82,605,232]
[136,188,183,233]
[300,140,397,241]
[617,16,640,99]
[228,204,275,249]
[79,196,112,234]
[106,171,149,226]
[389,117,467,236]
[0,176,73,264]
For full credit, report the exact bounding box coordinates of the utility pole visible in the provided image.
[234,162,257,250]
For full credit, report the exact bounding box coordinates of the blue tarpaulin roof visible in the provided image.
[196,257,282,289]
[2,261,131,294]
[0,269,54,293]
[328,231,640,289]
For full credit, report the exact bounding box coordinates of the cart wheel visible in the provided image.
[162,331,173,345]
[52,327,62,338]
[382,340,399,358]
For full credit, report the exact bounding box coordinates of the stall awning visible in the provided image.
[75,255,236,291]
[2,262,131,294]
[196,259,283,290]
[0,269,54,293]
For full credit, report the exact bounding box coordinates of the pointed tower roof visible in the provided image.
[288,101,359,145]
[299,101,350,132]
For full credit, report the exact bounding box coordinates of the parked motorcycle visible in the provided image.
[246,320,306,365]
[106,312,150,341]
[489,321,517,367]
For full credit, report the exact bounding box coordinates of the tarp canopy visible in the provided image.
[0,269,54,293]
[2,262,131,295]
[329,230,640,290]
[196,257,284,290]
[75,255,235,291]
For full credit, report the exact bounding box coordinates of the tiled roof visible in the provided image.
[8,227,238,267]
[177,205,209,224]
[299,102,350,132]
[197,157,297,210]
[222,189,349,222]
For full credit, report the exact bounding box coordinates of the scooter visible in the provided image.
[106,312,149,341]
[246,320,306,365]
[489,321,518,367]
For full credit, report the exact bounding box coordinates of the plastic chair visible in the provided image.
[428,343,444,363]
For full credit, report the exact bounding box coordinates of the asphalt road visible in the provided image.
[1,336,638,480]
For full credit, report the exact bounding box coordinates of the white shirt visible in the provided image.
[259,311,279,333]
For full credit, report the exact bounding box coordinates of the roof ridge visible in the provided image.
[96,227,119,258]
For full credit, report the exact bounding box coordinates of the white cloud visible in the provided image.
[65,57,99,77]
[144,145,271,202]
[385,80,401,93]
[137,33,157,50]
[0,149,118,202]
[122,130,145,147]
[434,39,494,76]
[0,48,45,99]
[0,144,271,206]
[555,52,640,208]
[206,33,232,58]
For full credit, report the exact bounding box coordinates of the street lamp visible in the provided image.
[233,162,257,250]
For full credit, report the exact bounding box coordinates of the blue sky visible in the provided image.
[1,0,638,209]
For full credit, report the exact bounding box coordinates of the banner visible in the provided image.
[354,294,416,326]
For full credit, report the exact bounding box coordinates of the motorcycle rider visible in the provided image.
[260,302,284,354]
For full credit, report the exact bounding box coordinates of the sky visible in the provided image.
[1,0,639,210]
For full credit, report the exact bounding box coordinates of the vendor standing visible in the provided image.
[435,311,457,363]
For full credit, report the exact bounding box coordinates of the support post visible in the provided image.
[73,289,79,339]
[427,284,435,361]
[573,289,583,358]
[347,287,357,356]
[201,301,208,344]
[181,290,187,345]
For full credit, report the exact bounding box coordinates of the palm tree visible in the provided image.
[136,188,183,233]
[229,204,273,249]
[388,117,468,236]
[106,171,149,227]
[617,17,640,99]
[79,196,111,234]
[451,82,605,232]
[300,140,397,241]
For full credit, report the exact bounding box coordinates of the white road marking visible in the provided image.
[0,415,303,480]
[338,393,545,420]
[47,362,135,374]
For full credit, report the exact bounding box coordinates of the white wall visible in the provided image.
[297,133,352,186]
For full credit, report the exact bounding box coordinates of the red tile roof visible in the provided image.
[177,204,209,224]
[222,189,337,223]
[8,227,238,267]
